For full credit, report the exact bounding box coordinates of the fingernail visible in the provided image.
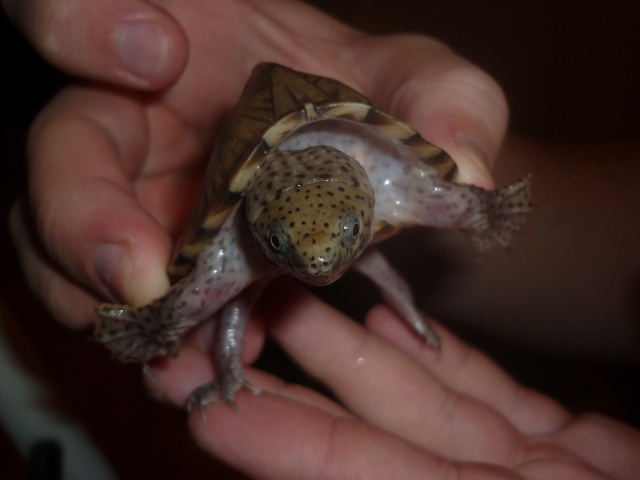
[452,131,494,188]
[92,243,132,303]
[117,22,170,83]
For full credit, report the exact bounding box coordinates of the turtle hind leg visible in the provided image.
[464,176,533,252]
[187,283,265,414]
[353,249,440,348]
[94,302,185,363]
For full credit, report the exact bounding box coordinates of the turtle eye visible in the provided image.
[268,225,289,255]
[342,211,362,245]
[351,221,360,238]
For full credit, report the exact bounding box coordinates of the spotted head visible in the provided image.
[246,145,375,285]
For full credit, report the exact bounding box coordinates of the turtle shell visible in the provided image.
[168,63,457,281]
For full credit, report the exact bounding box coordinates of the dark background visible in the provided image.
[1,1,639,478]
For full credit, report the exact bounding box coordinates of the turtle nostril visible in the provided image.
[307,259,331,275]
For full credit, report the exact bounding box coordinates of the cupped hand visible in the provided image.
[150,281,640,480]
[9,0,507,328]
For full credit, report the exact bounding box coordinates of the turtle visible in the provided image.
[95,63,532,411]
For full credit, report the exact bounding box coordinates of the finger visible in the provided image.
[550,413,640,480]
[365,305,572,435]
[24,85,185,321]
[9,198,103,327]
[189,386,441,480]
[353,34,509,188]
[145,307,340,415]
[146,343,348,418]
[264,282,527,464]
[2,0,188,88]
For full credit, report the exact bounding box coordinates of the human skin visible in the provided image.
[5,0,640,478]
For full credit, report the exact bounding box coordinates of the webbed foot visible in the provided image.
[465,176,533,252]
[94,303,183,363]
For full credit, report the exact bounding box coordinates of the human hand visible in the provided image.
[150,281,640,479]
[9,0,507,328]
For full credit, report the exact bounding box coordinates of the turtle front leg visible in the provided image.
[94,268,250,364]
[94,211,264,366]
[353,248,440,348]
[373,171,533,253]
[187,282,265,413]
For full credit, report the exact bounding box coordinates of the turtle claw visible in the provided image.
[417,316,441,350]
[187,376,260,417]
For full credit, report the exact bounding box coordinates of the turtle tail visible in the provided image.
[464,176,533,252]
[94,302,182,364]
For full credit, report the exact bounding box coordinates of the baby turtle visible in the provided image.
[95,63,532,410]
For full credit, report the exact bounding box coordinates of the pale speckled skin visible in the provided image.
[94,64,532,411]
[246,145,375,285]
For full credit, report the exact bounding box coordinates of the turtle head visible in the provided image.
[246,146,375,286]
[259,196,371,285]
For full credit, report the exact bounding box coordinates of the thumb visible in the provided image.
[356,34,509,189]
[2,0,188,89]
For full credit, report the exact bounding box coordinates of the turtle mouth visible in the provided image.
[294,270,342,286]
[290,259,348,286]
